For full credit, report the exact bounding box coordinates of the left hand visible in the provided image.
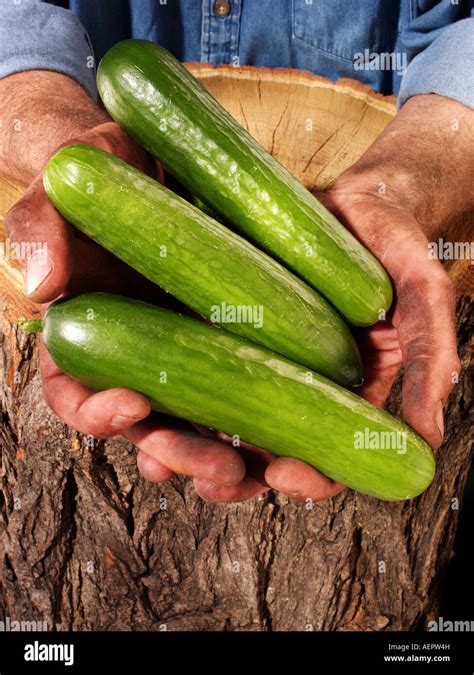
[318,183,459,450]
[318,94,471,448]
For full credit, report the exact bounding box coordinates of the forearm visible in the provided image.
[0,71,108,184]
[335,94,474,238]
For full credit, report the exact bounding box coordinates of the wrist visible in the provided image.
[333,94,474,238]
[0,71,108,183]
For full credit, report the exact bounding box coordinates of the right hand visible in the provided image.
[7,121,344,504]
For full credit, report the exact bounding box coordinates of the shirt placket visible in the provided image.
[201,0,242,65]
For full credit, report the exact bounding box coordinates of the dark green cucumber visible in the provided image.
[191,193,217,219]
[97,39,393,326]
[44,144,362,387]
[22,293,435,501]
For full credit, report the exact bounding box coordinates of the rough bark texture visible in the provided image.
[0,66,473,631]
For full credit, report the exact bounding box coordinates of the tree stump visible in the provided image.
[0,66,472,631]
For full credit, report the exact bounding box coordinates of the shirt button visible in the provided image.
[213,0,231,17]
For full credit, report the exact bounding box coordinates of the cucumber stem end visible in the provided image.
[18,318,44,334]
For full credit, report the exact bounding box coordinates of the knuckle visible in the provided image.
[5,200,30,239]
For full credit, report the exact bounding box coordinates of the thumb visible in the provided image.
[395,264,460,449]
[5,175,73,302]
[318,188,461,449]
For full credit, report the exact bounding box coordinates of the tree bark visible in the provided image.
[0,66,472,631]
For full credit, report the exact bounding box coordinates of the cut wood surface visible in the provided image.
[0,65,472,631]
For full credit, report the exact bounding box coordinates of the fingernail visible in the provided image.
[111,414,141,428]
[26,250,52,295]
[436,401,444,441]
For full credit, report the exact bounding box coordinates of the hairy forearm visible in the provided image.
[0,71,108,183]
[333,94,474,237]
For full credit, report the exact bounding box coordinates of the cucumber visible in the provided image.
[44,144,362,387]
[191,193,217,219]
[21,293,435,501]
[97,39,393,326]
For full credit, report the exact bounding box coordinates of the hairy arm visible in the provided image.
[0,71,109,183]
[334,95,474,238]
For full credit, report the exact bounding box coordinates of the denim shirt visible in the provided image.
[0,0,472,109]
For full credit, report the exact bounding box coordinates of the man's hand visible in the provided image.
[318,94,472,448]
[2,70,344,504]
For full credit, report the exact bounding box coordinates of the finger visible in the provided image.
[125,420,246,486]
[193,476,270,503]
[265,457,345,501]
[358,362,401,408]
[137,450,175,483]
[40,343,151,437]
[6,176,73,302]
[192,427,275,484]
[214,432,274,483]
[80,121,156,176]
[194,432,340,503]
[356,323,400,353]
[356,323,403,407]
[395,265,460,448]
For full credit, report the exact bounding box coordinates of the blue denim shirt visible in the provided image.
[0,0,472,109]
